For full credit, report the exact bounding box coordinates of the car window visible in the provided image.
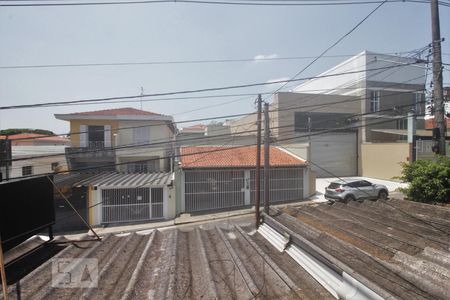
[328,183,341,189]
[360,180,372,187]
[346,182,358,188]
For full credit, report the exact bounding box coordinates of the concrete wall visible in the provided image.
[116,120,174,172]
[273,92,361,141]
[10,146,67,179]
[361,143,409,180]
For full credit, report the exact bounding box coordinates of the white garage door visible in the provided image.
[310,132,358,177]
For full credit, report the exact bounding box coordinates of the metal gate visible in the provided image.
[250,168,304,205]
[184,170,245,212]
[101,187,164,223]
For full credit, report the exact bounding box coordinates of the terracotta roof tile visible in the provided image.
[425,117,450,129]
[70,107,162,116]
[180,145,306,168]
[0,133,69,142]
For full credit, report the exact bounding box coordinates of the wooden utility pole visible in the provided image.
[0,235,8,300]
[255,94,262,229]
[431,0,446,155]
[263,102,270,214]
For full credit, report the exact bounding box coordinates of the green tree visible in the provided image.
[0,128,54,136]
[399,157,450,204]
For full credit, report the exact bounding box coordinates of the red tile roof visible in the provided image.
[70,107,162,116]
[425,117,450,129]
[0,133,69,145]
[180,146,306,168]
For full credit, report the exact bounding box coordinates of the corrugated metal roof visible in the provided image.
[74,172,173,187]
[3,199,449,300]
[269,199,450,300]
[2,219,333,299]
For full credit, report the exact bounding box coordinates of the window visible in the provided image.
[87,125,105,148]
[133,127,150,144]
[22,165,33,176]
[51,162,59,171]
[396,119,408,130]
[370,91,380,113]
[415,92,422,115]
[126,160,158,173]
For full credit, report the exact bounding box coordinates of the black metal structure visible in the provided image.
[0,176,55,253]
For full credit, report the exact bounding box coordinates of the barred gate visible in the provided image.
[250,168,304,205]
[184,170,245,212]
[101,187,164,223]
[184,167,304,212]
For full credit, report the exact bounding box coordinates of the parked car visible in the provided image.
[325,179,388,203]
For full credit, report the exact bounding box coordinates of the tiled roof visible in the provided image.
[0,133,69,144]
[180,124,206,132]
[425,117,450,129]
[69,107,162,116]
[180,146,306,168]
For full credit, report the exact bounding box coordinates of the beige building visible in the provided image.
[55,107,175,173]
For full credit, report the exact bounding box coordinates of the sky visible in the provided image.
[0,1,449,134]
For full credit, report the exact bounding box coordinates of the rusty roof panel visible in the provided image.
[2,222,332,300]
[275,199,450,300]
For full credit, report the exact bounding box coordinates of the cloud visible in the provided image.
[253,53,278,62]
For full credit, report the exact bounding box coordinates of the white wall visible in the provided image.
[10,145,67,179]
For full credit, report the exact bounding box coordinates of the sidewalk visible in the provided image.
[64,198,324,239]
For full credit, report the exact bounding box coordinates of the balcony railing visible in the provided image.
[65,143,115,158]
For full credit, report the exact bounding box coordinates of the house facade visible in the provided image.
[0,133,69,179]
[55,107,175,173]
[176,145,313,213]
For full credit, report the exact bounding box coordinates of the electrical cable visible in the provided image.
[0,62,423,111]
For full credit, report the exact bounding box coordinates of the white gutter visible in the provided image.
[258,223,384,300]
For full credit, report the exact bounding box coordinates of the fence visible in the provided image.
[101,187,164,223]
[184,167,304,212]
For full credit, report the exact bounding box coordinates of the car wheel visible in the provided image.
[378,190,388,200]
[344,195,355,203]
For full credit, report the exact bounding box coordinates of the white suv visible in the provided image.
[325,179,388,203]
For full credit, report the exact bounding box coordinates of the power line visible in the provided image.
[4,87,424,146]
[5,110,425,181]
[0,53,409,70]
[5,97,424,164]
[0,0,446,7]
[0,62,423,111]
[267,0,388,100]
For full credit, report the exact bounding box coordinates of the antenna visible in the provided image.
[140,87,144,110]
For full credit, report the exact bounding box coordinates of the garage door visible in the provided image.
[283,132,357,177]
[184,170,245,212]
[101,187,164,224]
[310,132,357,177]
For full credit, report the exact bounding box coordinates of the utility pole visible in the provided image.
[263,102,270,214]
[431,0,446,155]
[0,235,8,300]
[255,94,262,229]
[408,111,417,161]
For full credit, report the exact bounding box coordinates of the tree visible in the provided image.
[0,128,54,136]
[399,157,450,204]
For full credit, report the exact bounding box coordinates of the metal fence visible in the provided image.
[185,170,245,212]
[184,167,304,212]
[101,187,164,223]
[416,140,450,160]
[250,168,304,205]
